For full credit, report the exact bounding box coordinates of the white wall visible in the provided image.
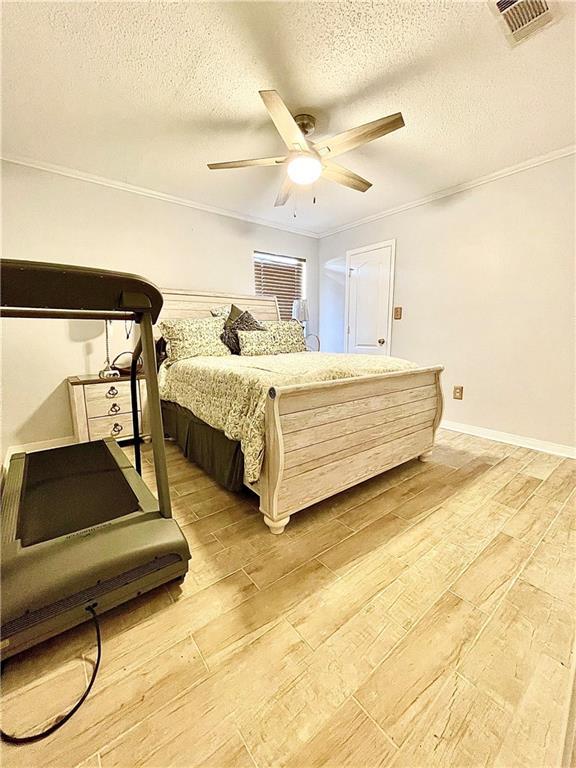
[319,155,575,449]
[0,162,319,451]
[3,155,574,455]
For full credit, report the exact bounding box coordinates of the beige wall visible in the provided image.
[318,155,575,449]
[0,161,319,451]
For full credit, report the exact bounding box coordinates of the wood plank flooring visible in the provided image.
[1,430,575,768]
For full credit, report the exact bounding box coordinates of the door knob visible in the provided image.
[378,338,386,346]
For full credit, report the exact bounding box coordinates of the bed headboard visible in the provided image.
[158,288,280,323]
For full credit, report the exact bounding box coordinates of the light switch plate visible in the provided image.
[393,306,403,320]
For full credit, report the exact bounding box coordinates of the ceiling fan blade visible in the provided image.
[274,175,293,207]
[322,162,372,192]
[259,90,310,153]
[314,113,405,158]
[207,156,286,170]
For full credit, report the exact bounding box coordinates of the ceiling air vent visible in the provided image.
[495,0,553,43]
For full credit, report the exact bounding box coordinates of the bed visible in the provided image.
[157,288,444,534]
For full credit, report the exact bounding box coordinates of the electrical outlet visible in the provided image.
[453,385,464,400]
[393,306,403,320]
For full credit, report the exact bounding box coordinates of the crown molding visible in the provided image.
[0,155,321,240]
[318,144,576,238]
[3,145,574,242]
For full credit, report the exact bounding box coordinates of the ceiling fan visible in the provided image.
[207,90,405,207]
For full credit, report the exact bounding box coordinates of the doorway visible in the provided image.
[345,240,396,355]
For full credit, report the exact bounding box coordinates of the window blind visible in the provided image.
[253,252,305,321]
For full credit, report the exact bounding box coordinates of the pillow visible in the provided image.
[210,304,231,318]
[158,317,231,361]
[238,319,307,356]
[210,304,244,327]
[221,310,265,355]
[155,336,168,369]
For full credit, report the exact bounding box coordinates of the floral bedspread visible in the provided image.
[158,352,418,483]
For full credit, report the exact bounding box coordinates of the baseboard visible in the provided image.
[440,420,576,459]
[2,435,77,472]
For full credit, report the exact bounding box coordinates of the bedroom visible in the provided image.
[0,1,574,766]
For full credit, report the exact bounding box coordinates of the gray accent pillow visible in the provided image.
[221,310,265,354]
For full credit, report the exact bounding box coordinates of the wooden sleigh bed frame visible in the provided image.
[159,288,444,534]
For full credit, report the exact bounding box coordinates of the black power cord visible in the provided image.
[0,604,102,745]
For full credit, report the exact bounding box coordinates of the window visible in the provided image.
[253,251,305,321]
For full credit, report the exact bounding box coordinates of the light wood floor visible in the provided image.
[1,430,575,768]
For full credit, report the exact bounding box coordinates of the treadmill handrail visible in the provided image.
[1,309,135,321]
[0,260,163,323]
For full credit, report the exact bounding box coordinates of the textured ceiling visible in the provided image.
[2,1,575,235]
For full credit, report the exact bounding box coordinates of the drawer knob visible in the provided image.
[111,422,123,435]
[109,402,121,414]
[107,386,119,397]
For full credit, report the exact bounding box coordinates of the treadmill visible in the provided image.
[0,260,191,660]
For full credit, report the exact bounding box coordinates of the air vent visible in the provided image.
[495,0,553,43]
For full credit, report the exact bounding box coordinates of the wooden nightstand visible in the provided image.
[67,374,149,443]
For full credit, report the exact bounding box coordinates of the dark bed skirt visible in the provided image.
[161,400,245,491]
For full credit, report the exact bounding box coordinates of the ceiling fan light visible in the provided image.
[287,155,322,185]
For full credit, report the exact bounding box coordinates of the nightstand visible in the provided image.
[67,374,149,443]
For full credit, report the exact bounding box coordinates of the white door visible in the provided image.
[345,240,395,355]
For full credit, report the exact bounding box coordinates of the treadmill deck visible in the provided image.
[18,441,141,546]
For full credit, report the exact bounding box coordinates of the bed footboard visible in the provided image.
[257,366,443,533]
